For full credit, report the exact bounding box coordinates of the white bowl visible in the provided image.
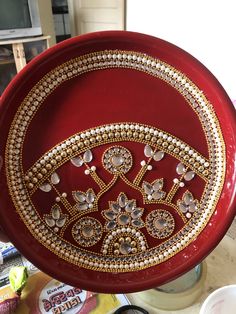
[200,285,236,314]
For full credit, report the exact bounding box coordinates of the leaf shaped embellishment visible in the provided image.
[118,193,127,208]
[51,172,60,185]
[176,162,186,175]
[86,190,95,203]
[183,191,194,205]
[71,156,84,167]
[83,150,93,163]
[153,151,165,161]
[73,191,86,202]
[56,217,67,227]
[142,181,153,195]
[45,217,55,227]
[39,183,52,192]
[153,179,164,191]
[144,145,154,158]
[184,171,195,181]
[51,205,61,220]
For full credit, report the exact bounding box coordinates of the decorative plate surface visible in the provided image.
[0,31,235,293]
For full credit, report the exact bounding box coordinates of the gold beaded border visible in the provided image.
[5,49,225,273]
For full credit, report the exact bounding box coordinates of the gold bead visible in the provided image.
[157,139,162,145]
[67,148,72,154]
[28,183,34,189]
[41,168,47,174]
[56,155,62,161]
[102,134,108,140]
[96,135,102,141]
[198,166,204,172]
[84,140,90,146]
[78,142,84,148]
[37,173,43,179]
[61,151,67,157]
[189,158,194,164]
[145,134,151,140]
[32,177,38,183]
[72,145,78,151]
[139,133,144,139]
[90,137,96,143]
[151,136,157,142]
[133,132,138,138]
[46,164,52,170]
[168,145,174,151]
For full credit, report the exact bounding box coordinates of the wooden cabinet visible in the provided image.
[0,35,50,95]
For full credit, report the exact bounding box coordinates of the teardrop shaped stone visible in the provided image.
[56,217,66,227]
[179,201,189,213]
[131,208,143,219]
[86,191,95,203]
[77,203,89,211]
[83,150,93,163]
[153,151,165,161]
[154,217,167,230]
[153,179,163,191]
[106,221,117,230]
[132,219,144,227]
[104,210,117,220]
[118,214,130,225]
[45,217,55,227]
[144,145,153,158]
[71,156,84,167]
[119,241,132,254]
[183,192,194,205]
[118,193,127,208]
[51,172,60,185]
[189,201,198,212]
[125,200,135,212]
[111,203,121,213]
[39,183,52,192]
[73,192,86,202]
[152,191,164,200]
[176,163,186,175]
[184,171,195,181]
[51,206,60,219]
[143,182,153,195]
[111,155,124,167]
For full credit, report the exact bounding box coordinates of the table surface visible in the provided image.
[128,220,236,314]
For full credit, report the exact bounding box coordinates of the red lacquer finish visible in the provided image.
[0,31,235,293]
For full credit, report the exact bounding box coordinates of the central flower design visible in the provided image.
[102,193,145,231]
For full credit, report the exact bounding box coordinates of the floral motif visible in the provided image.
[146,209,175,239]
[144,145,165,161]
[72,217,102,247]
[70,149,93,167]
[176,162,195,181]
[102,193,145,231]
[102,146,132,174]
[39,172,60,192]
[177,191,199,219]
[44,204,67,232]
[142,179,166,201]
[72,188,96,211]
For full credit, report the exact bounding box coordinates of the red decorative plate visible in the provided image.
[0,31,235,293]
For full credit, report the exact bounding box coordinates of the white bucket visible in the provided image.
[200,285,236,314]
